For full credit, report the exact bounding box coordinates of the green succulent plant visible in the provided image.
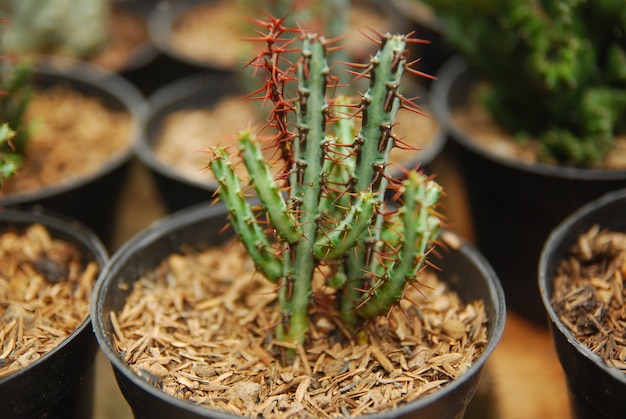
[2,0,108,59]
[208,16,442,346]
[421,0,626,166]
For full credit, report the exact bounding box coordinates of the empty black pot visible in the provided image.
[539,188,626,419]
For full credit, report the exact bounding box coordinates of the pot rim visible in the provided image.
[92,201,506,418]
[431,55,626,181]
[538,187,626,385]
[0,57,147,206]
[0,207,108,383]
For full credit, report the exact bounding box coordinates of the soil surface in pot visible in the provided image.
[0,224,99,377]
[168,0,393,69]
[153,96,440,185]
[550,225,626,373]
[112,238,488,418]
[1,85,132,196]
[89,6,150,72]
[453,86,626,169]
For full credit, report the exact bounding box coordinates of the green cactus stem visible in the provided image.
[208,16,442,346]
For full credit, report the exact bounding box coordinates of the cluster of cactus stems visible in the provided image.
[423,0,626,166]
[208,16,442,346]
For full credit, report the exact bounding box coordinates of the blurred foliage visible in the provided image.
[2,0,108,59]
[422,0,626,166]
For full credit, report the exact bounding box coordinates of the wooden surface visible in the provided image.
[94,157,573,418]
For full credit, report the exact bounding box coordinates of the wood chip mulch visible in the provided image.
[551,225,626,372]
[0,224,99,378]
[113,240,488,418]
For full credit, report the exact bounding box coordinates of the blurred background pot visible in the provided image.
[539,188,626,419]
[432,56,626,325]
[0,59,146,250]
[147,0,408,80]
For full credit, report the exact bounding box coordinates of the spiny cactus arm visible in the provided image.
[314,192,376,260]
[208,147,284,282]
[318,98,356,216]
[239,131,301,243]
[354,34,407,197]
[338,34,410,323]
[276,33,329,345]
[356,172,442,319]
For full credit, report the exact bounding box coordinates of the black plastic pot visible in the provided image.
[2,59,146,249]
[431,56,626,325]
[539,188,626,419]
[0,208,108,419]
[139,72,446,213]
[92,201,505,419]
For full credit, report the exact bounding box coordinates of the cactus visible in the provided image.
[208,17,442,346]
[2,0,108,59]
[421,0,626,166]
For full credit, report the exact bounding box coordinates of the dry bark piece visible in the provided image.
[0,224,98,377]
[114,241,488,418]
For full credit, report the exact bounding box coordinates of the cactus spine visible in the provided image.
[208,17,442,346]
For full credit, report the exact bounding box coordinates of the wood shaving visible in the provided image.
[114,240,488,418]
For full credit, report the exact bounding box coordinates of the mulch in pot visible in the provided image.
[111,239,488,418]
[550,225,626,372]
[1,84,132,196]
[0,223,99,377]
